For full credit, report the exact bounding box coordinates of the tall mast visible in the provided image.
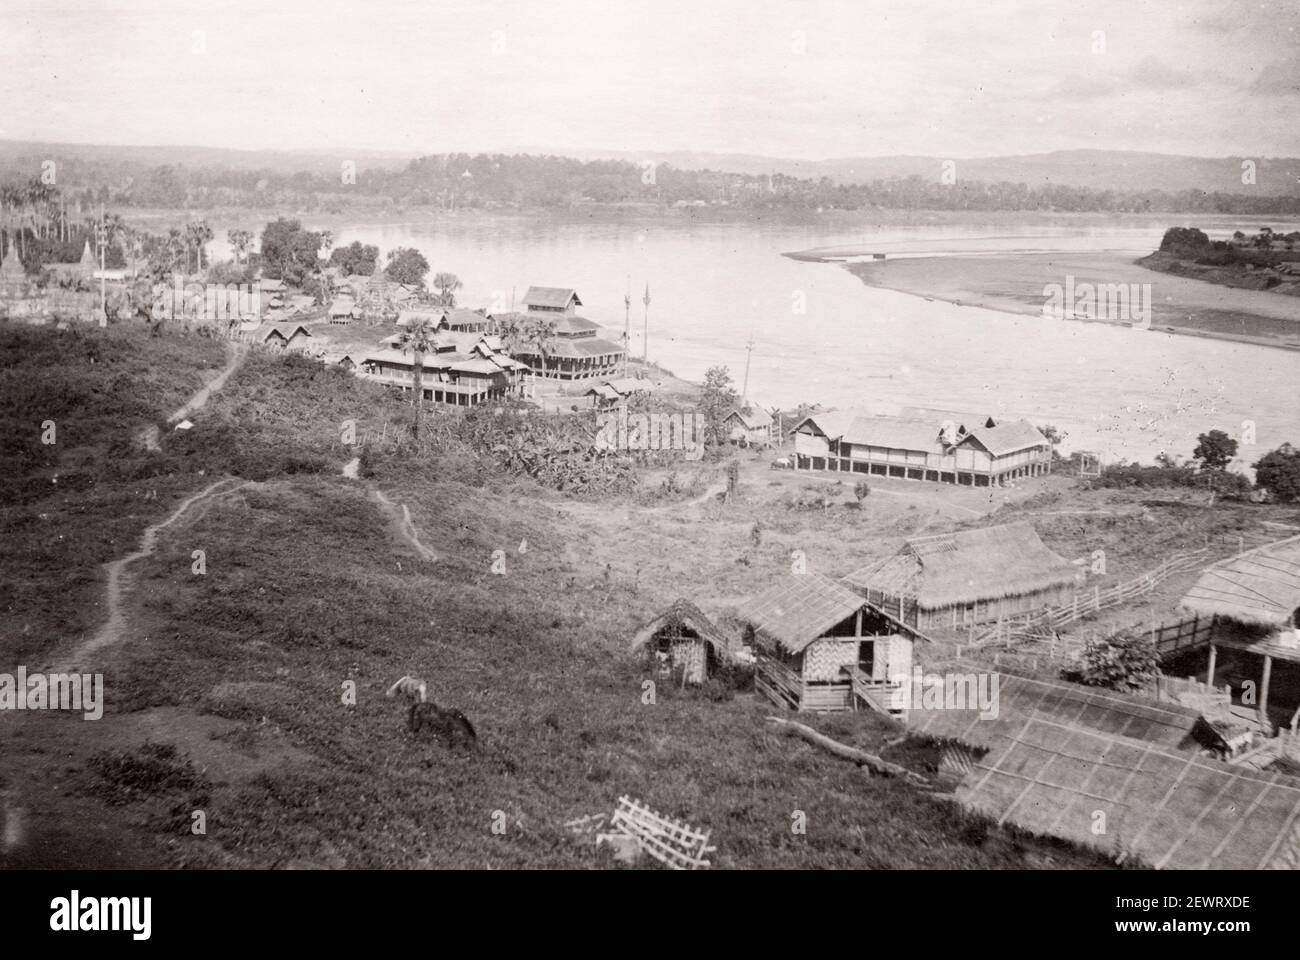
[641,281,651,366]
[741,333,755,404]
[623,276,631,377]
[97,203,107,326]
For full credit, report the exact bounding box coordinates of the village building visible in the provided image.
[843,522,1081,630]
[1180,534,1300,729]
[524,321,626,380]
[722,405,775,446]
[523,285,582,316]
[582,376,656,409]
[328,297,359,323]
[630,599,729,685]
[789,410,1051,485]
[489,287,627,380]
[249,322,313,351]
[741,572,921,713]
[361,331,525,406]
[396,306,492,334]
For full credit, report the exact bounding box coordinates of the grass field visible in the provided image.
[4,323,1296,869]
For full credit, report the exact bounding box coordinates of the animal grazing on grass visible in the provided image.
[386,675,476,749]
[408,702,478,748]
[385,675,428,703]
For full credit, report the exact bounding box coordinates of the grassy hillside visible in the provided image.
[1,325,1126,869]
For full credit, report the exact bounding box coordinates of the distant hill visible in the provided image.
[0,140,416,176]
[550,147,1300,197]
[3,141,1297,196]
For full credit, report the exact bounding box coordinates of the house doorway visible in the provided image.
[858,640,875,676]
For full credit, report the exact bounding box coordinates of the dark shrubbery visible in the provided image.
[86,742,212,807]
[1069,633,1160,693]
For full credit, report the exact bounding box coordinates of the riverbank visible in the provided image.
[823,250,1300,352]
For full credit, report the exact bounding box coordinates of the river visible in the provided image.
[218,211,1300,465]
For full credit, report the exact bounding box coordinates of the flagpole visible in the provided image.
[641,282,650,367]
[623,278,631,378]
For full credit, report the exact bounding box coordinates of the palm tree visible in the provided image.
[228,229,252,264]
[432,271,462,307]
[525,316,557,378]
[185,220,213,274]
[396,317,439,440]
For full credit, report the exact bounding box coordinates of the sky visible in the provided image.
[3,0,1298,160]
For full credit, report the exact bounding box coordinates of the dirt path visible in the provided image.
[55,478,248,671]
[60,345,255,670]
[370,487,436,562]
[167,342,247,425]
[133,342,247,451]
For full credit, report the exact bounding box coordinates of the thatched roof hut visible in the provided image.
[630,599,728,685]
[740,573,921,712]
[1181,535,1300,628]
[843,521,1080,630]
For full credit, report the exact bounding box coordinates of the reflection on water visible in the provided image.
[242,214,1300,464]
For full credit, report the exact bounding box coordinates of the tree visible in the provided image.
[227,229,253,264]
[698,365,739,446]
[396,317,438,440]
[385,247,430,288]
[1158,226,1210,255]
[1193,429,1238,472]
[185,220,213,274]
[259,218,322,286]
[1253,443,1300,502]
[1076,632,1160,693]
[329,241,379,276]
[524,316,557,377]
[432,271,463,307]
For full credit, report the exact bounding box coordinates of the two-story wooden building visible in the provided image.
[789,411,1051,486]
[499,287,626,380]
[361,331,525,406]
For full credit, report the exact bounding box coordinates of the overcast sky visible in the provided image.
[3,0,1298,160]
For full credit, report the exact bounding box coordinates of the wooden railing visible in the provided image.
[970,548,1209,649]
[847,667,905,716]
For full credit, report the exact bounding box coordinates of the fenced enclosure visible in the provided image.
[970,549,1209,649]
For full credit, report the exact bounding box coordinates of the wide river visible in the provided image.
[224,212,1300,465]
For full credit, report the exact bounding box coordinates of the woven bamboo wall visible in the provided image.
[802,638,858,682]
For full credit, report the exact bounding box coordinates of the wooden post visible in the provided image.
[1206,643,1217,686]
[1260,655,1273,729]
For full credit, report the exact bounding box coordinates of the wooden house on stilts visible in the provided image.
[1179,534,1300,730]
[740,573,923,713]
[843,522,1080,631]
[630,599,729,685]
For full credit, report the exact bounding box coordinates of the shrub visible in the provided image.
[1254,443,1300,502]
[1072,633,1160,693]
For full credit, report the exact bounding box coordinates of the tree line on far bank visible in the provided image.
[1091,428,1300,503]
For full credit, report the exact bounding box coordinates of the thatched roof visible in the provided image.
[523,286,581,310]
[725,406,773,429]
[1180,535,1300,627]
[843,521,1078,609]
[630,599,728,654]
[739,573,867,654]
